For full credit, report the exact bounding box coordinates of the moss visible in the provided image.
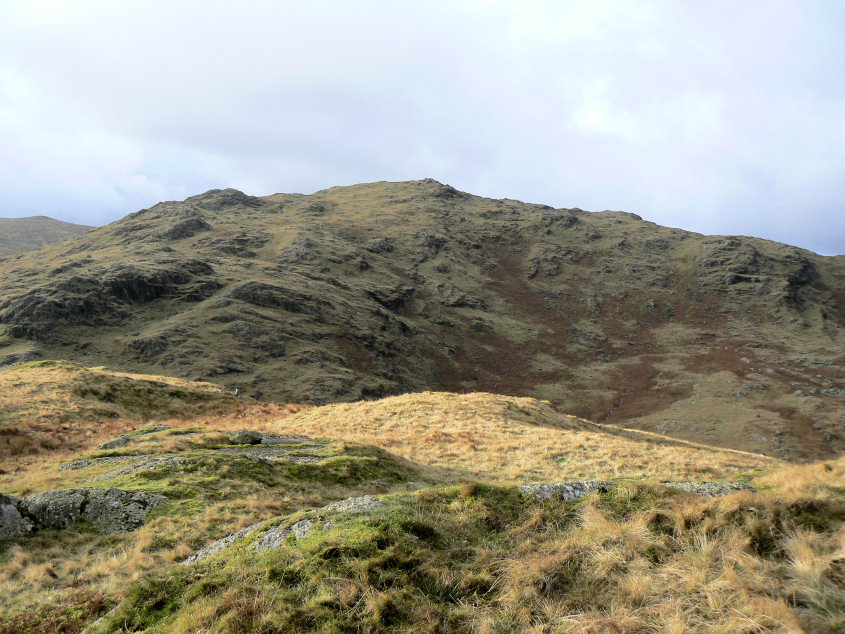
[0,589,113,634]
[102,567,192,630]
[18,359,78,370]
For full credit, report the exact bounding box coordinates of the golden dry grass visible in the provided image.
[272,391,782,483]
[0,361,305,477]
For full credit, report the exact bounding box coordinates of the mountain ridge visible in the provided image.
[0,179,842,460]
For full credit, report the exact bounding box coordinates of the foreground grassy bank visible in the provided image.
[0,389,842,632]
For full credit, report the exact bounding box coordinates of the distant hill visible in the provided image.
[0,215,92,257]
[0,180,842,460]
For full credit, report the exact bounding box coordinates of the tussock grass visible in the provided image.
[0,361,303,473]
[93,458,845,633]
[0,426,434,629]
[273,391,781,482]
[0,392,841,631]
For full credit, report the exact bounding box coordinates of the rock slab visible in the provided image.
[181,494,385,564]
[518,481,616,501]
[661,481,756,497]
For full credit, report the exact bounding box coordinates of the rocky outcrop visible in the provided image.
[88,456,188,482]
[519,481,616,501]
[185,188,263,211]
[321,494,384,513]
[180,521,268,565]
[21,488,166,533]
[519,480,756,501]
[181,494,385,564]
[661,481,756,497]
[97,425,171,450]
[157,217,212,241]
[0,260,215,339]
[0,350,40,367]
[230,429,263,445]
[229,281,331,315]
[253,519,315,551]
[0,488,166,539]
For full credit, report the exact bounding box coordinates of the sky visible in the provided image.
[0,1,843,255]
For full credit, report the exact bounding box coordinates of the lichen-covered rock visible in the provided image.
[59,455,152,471]
[253,519,314,551]
[0,493,33,540]
[321,494,384,513]
[88,456,187,482]
[518,481,616,501]
[21,488,166,533]
[97,425,171,450]
[260,433,317,446]
[218,449,324,465]
[22,489,86,529]
[181,494,385,564]
[181,520,268,565]
[661,481,756,497]
[229,430,263,445]
[96,436,133,450]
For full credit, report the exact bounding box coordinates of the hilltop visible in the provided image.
[0,179,842,461]
[0,216,92,257]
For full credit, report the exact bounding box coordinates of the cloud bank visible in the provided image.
[1,1,843,254]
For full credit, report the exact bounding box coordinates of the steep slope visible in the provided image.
[0,216,92,257]
[0,180,842,459]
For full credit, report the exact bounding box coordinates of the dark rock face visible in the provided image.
[0,260,215,339]
[0,286,113,338]
[202,232,268,258]
[158,217,212,241]
[366,285,415,311]
[126,334,170,361]
[229,282,330,315]
[185,188,263,211]
[0,350,40,367]
[103,261,214,303]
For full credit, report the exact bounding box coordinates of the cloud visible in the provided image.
[0,0,842,254]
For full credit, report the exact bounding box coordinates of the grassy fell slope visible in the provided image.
[0,180,842,459]
[0,216,93,257]
[0,361,301,469]
[272,391,781,483]
[0,389,841,633]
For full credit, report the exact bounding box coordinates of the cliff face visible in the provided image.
[0,179,842,459]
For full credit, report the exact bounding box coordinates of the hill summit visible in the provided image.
[0,179,842,460]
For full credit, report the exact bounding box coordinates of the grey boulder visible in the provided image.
[21,488,166,533]
[0,493,34,540]
[518,481,616,501]
[230,430,263,445]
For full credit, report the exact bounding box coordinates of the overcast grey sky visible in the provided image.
[1,1,843,254]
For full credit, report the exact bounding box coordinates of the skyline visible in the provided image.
[1,1,843,255]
